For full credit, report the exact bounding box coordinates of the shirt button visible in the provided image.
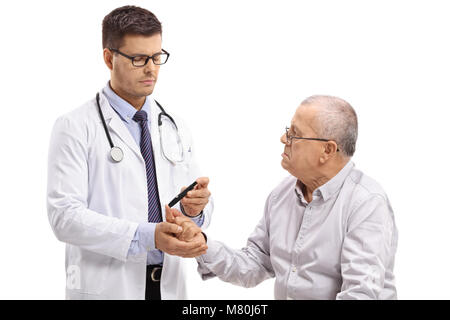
[292,266,297,273]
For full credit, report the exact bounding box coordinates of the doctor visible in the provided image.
[47,5,213,300]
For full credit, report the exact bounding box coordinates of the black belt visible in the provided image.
[147,264,162,282]
[145,265,162,300]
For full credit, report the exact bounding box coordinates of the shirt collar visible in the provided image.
[317,160,355,201]
[294,183,309,206]
[102,81,151,123]
[294,161,355,204]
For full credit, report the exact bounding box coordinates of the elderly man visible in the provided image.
[169,95,398,300]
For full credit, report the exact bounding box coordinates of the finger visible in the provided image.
[166,205,183,222]
[165,236,200,255]
[182,197,209,205]
[173,210,183,218]
[181,243,208,257]
[174,238,205,252]
[185,235,206,247]
[178,220,199,234]
[160,222,183,234]
[183,224,201,240]
[181,247,208,258]
[195,177,209,188]
[173,215,191,226]
[186,189,211,199]
[171,207,184,218]
[178,227,201,242]
[177,220,194,231]
[174,234,207,255]
[181,219,202,236]
[165,205,175,223]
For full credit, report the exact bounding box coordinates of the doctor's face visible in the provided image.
[280,104,324,181]
[105,33,162,105]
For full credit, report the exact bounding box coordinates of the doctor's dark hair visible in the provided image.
[102,5,162,49]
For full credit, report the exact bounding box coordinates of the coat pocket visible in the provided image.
[68,250,112,295]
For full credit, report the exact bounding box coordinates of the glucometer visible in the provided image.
[168,181,198,208]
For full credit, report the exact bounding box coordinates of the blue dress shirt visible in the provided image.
[102,82,204,265]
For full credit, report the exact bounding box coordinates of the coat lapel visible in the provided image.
[148,98,171,215]
[98,92,143,160]
[98,92,170,218]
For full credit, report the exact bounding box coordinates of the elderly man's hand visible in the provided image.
[165,205,206,243]
[154,221,207,258]
[180,177,211,217]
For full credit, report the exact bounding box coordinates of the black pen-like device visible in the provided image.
[168,181,198,207]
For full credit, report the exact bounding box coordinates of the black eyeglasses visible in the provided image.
[109,48,170,67]
[285,127,339,151]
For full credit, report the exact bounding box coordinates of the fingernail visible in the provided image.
[177,226,182,232]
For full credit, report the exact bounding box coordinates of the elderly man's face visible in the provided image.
[280,104,323,178]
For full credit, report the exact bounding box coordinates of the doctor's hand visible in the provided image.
[165,205,204,242]
[180,177,211,217]
[155,220,207,258]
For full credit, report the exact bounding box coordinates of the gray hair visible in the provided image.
[301,95,358,157]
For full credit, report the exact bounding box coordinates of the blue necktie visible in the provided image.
[133,110,162,223]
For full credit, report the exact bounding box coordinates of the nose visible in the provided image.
[144,59,158,73]
[280,133,287,145]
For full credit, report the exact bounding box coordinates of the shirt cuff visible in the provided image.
[127,222,158,257]
[195,239,220,281]
[180,203,205,227]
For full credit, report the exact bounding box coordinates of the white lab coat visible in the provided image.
[47,91,213,299]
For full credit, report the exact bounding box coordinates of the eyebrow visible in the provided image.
[128,52,150,57]
[130,51,161,56]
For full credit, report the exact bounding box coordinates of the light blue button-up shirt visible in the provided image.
[102,82,204,266]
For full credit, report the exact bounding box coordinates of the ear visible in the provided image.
[319,141,339,164]
[103,48,113,71]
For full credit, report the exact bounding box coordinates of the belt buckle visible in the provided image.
[151,267,162,282]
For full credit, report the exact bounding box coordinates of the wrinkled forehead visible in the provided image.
[291,104,319,134]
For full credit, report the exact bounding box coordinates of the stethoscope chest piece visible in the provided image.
[110,146,124,162]
[97,92,183,164]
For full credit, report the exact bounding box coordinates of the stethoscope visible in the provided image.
[96,92,185,164]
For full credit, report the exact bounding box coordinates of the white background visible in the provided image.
[0,0,449,299]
